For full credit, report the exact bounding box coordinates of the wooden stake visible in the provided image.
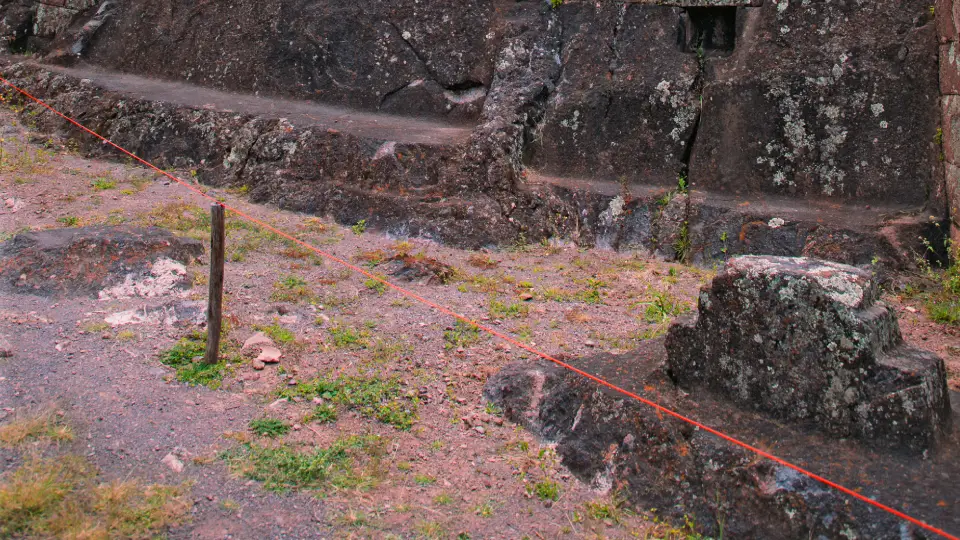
[204,203,225,365]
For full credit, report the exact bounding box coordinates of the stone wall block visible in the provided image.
[938,0,957,42]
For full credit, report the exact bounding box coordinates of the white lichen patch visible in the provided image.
[99,258,190,300]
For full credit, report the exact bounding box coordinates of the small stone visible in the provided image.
[473,426,486,435]
[519,293,534,301]
[161,453,184,473]
[252,359,266,370]
[0,336,12,358]
[256,346,283,364]
[242,372,261,381]
[242,332,275,351]
[293,423,302,431]
[584,340,597,348]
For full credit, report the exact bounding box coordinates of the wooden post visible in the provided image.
[204,203,225,365]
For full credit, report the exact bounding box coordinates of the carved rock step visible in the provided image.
[665,256,951,451]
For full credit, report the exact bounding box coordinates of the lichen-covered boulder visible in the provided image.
[0,226,203,297]
[666,256,951,451]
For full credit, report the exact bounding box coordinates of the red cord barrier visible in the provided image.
[1,73,956,540]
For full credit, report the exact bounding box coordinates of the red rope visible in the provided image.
[1,72,955,540]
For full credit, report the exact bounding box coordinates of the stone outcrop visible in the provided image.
[0,0,947,263]
[0,226,203,297]
[666,256,952,451]
[483,347,942,540]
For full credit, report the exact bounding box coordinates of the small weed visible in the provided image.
[303,403,338,424]
[256,323,296,346]
[248,418,290,438]
[270,275,314,303]
[81,320,110,333]
[640,291,688,324]
[467,253,499,269]
[443,320,482,349]
[433,493,454,505]
[329,324,371,350]
[351,220,367,235]
[473,500,495,517]
[488,297,529,319]
[673,221,692,263]
[91,177,116,191]
[56,216,80,227]
[414,474,436,486]
[116,329,137,342]
[364,277,387,295]
[416,521,447,539]
[577,278,607,305]
[533,480,560,501]
[159,331,233,389]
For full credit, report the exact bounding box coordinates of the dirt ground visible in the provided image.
[1,104,958,540]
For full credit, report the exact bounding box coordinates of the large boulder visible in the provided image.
[0,226,203,297]
[666,256,951,451]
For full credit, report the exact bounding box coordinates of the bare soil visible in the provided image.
[1,106,958,539]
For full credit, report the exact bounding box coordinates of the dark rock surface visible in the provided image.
[51,0,505,121]
[667,256,952,451]
[483,343,955,539]
[0,0,944,265]
[0,226,203,297]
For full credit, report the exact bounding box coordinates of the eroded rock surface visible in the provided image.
[0,226,203,297]
[666,256,952,451]
[0,0,943,264]
[483,349,925,540]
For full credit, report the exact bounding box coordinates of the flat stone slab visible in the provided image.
[0,225,203,297]
[666,256,951,451]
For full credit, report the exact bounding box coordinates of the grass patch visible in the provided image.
[532,480,560,501]
[91,176,116,191]
[256,323,296,346]
[56,215,81,227]
[414,474,436,486]
[302,403,338,424]
[443,320,482,350]
[159,331,236,389]
[222,435,382,493]
[249,418,290,438]
[270,275,314,303]
[638,291,689,324]
[488,297,529,319]
[0,407,73,448]
[364,277,387,295]
[278,374,418,430]
[0,455,190,538]
[328,324,372,350]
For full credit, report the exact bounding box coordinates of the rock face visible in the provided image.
[0,226,203,297]
[0,0,945,264]
[666,256,952,451]
[483,351,925,540]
